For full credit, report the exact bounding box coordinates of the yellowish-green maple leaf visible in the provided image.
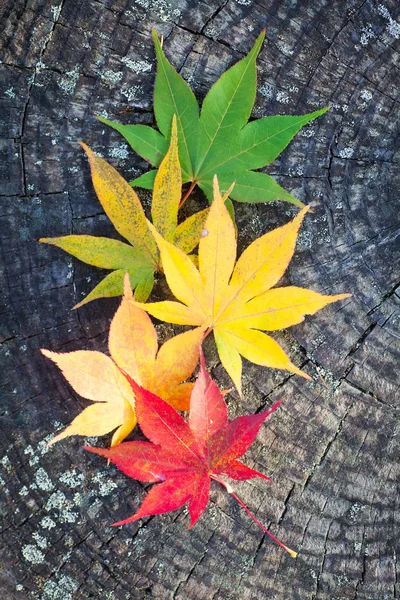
[40,116,208,307]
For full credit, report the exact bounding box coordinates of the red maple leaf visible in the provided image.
[85,351,297,557]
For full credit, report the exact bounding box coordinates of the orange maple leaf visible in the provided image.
[42,275,204,446]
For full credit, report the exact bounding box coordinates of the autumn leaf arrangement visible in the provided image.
[40,31,351,558]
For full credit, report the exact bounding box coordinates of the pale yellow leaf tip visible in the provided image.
[291,363,313,382]
[298,204,311,219]
[333,293,352,301]
[47,431,66,447]
[300,372,313,382]
[40,348,53,360]
[212,174,221,200]
[78,141,91,156]
[123,272,133,299]
[289,204,311,231]
[78,142,99,169]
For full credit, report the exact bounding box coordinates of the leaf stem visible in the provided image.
[202,327,213,340]
[211,475,297,558]
[179,181,197,208]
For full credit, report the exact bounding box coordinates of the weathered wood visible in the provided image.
[1,0,399,598]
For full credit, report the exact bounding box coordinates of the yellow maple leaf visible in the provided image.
[42,275,204,446]
[135,177,351,395]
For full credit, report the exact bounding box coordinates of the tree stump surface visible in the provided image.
[1,1,399,598]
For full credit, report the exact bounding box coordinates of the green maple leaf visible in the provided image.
[99,30,328,212]
[40,116,208,307]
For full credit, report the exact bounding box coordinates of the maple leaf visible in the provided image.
[86,351,297,557]
[42,274,203,447]
[40,116,208,307]
[135,177,351,395]
[99,30,328,212]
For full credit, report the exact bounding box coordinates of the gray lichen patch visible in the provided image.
[4,87,16,98]
[360,24,376,46]
[58,469,85,489]
[42,574,79,600]
[296,228,313,251]
[300,126,316,138]
[21,544,45,564]
[133,0,181,22]
[314,365,341,397]
[276,90,291,104]
[24,434,52,466]
[86,498,103,519]
[82,436,99,447]
[338,147,354,159]
[1,455,12,472]
[50,3,62,21]
[121,57,152,73]
[34,467,55,492]
[40,516,56,530]
[100,70,123,87]
[109,144,130,161]
[32,531,48,549]
[45,490,80,524]
[91,470,118,497]
[258,82,275,100]
[377,4,400,39]
[57,67,80,95]
[349,502,367,520]
[121,83,140,102]
[18,485,29,497]
[360,89,373,102]
[45,490,69,511]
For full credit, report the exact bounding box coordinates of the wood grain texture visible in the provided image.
[1,0,399,598]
